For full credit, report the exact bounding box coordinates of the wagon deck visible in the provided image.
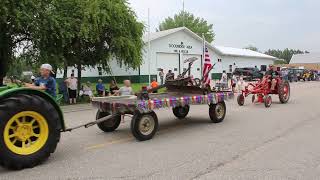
[90,92,234,141]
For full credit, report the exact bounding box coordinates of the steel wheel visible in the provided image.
[138,115,155,136]
[4,111,49,155]
[209,101,226,123]
[131,111,159,141]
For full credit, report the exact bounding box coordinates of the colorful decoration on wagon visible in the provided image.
[137,92,233,110]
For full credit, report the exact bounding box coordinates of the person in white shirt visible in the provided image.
[117,80,134,96]
[65,74,78,104]
[220,70,228,89]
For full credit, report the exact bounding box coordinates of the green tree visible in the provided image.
[244,45,259,52]
[1,0,144,88]
[158,11,215,43]
[0,0,50,86]
[36,0,144,90]
[265,48,307,64]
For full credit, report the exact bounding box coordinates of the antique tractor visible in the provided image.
[0,86,64,170]
[237,75,290,108]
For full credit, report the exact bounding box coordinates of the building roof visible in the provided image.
[143,27,276,60]
[290,53,320,64]
[215,46,276,59]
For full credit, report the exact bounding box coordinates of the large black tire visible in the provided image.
[96,110,121,132]
[237,94,245,106]
[0,94,61,170]
[131,111,158,141]
[278,81,290,104]
[209,101,226,123]
[172,105,190,119]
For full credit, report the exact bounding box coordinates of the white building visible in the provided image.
[57,27,276,82]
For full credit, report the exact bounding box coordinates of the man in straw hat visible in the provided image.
[25,63,56,97]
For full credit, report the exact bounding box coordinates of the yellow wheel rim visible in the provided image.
[3,111,49,155]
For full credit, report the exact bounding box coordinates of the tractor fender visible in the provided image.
[0,88,65,130]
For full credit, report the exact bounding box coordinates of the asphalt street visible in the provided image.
[1,82,320,180]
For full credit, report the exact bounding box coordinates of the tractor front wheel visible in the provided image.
[0,94,61,170]
[264,95,272,108]
[237,94,245,106]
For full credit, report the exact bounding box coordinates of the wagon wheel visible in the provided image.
[278,81,290,104]
[237,94,245,106]
[131,111,158,141]
[0,94,60,170]
[209,101,226,123]
[264,95,272,108]
[96,110,121,132]
[172,105,190,119]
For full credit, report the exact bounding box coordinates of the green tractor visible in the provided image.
[0,86,65,170]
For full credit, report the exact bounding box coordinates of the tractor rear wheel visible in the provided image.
[96,110,121,132]
[278,81,290,104]
[0,94,60,170]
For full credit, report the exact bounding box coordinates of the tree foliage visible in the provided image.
[158,11,215,43]
[244,45,259,52]
[264,48,307,64]
[0,0,144,86]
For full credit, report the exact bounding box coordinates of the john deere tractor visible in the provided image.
[0,86,65,170]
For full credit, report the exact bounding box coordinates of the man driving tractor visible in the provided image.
[24,64,57,97]
[265,64,279,91]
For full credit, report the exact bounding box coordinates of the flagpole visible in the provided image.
[201,33,205,79]
[148,8,151,85]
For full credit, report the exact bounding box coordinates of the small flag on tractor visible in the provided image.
[202,47,212,85]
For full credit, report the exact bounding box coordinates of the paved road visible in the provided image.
[1,82,320,180]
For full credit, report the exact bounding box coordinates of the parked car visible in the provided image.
[233,67,263,81]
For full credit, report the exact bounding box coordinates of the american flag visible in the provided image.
[202,47,212,85]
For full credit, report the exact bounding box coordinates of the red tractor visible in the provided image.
[237,75,290,108]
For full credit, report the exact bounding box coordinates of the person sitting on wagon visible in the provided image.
[117,80,134,96]
[25,64,56,97]
[265,65,279,91]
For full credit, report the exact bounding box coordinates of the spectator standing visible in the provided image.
[117,80,134,96]
[159,69,164,85]
[109,79,119,95]
[25,64,56,97]
[220,70,228,89]
[96,79,106,96]
[65,74,78,104]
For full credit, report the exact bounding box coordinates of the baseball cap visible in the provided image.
[41,64,55,74]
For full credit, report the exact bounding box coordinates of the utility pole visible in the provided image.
[148,8,151,85]
[182,0,185,27]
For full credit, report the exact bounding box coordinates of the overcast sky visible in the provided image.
[128,0,320,52]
